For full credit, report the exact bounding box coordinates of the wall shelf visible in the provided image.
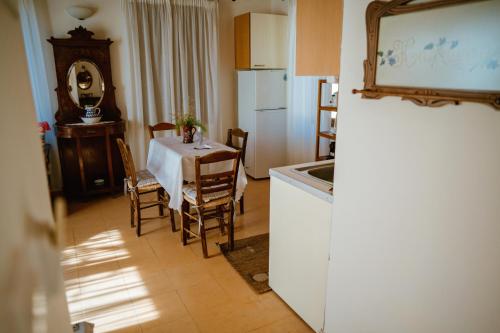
[315,79,337,161]
[318,131,336,140]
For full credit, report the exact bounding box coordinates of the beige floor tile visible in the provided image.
[177,277,231,315]
[198,254,240,279]
[63,178,312,333]
[83,300,141,333]
[123,269,176,300]
[156,245,200,270]
[164,261,213,290]
[249,314,313,333]
[188,300,277,333]
[213,273,259,304]
[134,291,190,330]
[105,325,142,333]
[141,315,199,333]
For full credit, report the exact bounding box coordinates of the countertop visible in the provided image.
[269,160,334,203]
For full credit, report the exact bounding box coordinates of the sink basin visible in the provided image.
[307,165,334,183]
[294,162,334,185]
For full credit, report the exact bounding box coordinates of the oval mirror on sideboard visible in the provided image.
[48,26,121,124]
[67,60,105,109]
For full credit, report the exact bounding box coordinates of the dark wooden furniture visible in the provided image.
[225,128,248,214]
[148,122,179,139]
[56,121,125,197]
[43,143,51,185]
[49,27,125,198]
[352,0,500,110]
[116,139,176,237]
[48,26,121,123]
[181,150,241,258]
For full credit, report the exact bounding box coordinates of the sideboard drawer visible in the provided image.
[75,126,106,137]
[56,126,106,138]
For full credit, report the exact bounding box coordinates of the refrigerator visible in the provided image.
[237,70,287,179]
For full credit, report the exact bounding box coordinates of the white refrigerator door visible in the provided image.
[255,70,286,110]
[255,109,287,178]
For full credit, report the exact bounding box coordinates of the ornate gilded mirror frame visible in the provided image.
[353,0,500,110]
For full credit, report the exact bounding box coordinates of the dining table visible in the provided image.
[146,136,248,211]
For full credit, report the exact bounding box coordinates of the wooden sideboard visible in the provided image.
[49,27,125,198]
[56,121,125,197]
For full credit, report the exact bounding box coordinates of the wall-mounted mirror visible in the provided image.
[353,0,500,110]
[67,60,104,108]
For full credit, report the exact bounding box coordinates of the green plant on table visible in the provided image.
[175,114,206,132]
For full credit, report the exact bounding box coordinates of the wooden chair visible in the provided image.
[180,150,241,258]
[225,128,248,214]
[148,122,180,139]
[116,138,176,236]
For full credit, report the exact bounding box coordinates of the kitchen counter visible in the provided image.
[269,160,334,332]
[269,160,334,203]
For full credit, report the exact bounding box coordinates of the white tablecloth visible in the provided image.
[146,136,248,210]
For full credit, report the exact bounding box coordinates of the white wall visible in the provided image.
[0,2,71,331]
[46,0,128,122]
[325,1,500,333]
[45,0,288,141]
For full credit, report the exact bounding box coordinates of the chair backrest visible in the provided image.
[116,138,138,187]
[148,122,179,139]
[194,150,241,206]
[225,128,248,164]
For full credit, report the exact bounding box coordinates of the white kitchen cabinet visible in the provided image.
[234,13,288,69]
[269,170,333,332]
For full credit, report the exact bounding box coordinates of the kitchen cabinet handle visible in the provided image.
[86,130,97,135]
[253,64,265,67]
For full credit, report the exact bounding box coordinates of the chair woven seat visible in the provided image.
[128,169,162,192]
[180,150,241,258]
[116,138,176,236]
[182,183,230,203]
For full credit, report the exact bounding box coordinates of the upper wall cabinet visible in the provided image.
[295,0,343,76]
[234,13,288,70]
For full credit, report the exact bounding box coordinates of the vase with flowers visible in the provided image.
[175,114,206,144]
[38,121,51,145]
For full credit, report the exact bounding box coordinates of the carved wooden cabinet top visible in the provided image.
[48,26,122,124]
[353,0,500,110]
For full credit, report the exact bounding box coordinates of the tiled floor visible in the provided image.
[62,178,313,333]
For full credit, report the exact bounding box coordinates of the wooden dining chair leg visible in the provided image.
[169,208,176,232]
[228,202,235,251]
[157,188,165,216]
[136,197,142,237]
[217,205,225,235]
[239,195,244,214]
[129,196,135,228]
[199,213,208,258]
[180,200,189,245]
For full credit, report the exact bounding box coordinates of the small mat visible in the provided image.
[219,233,271,294]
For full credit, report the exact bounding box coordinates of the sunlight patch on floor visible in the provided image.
[63,228,159,332]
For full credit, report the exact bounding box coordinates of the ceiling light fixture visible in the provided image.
[65,6,94,20]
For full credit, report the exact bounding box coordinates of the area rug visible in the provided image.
[219,233,271,293]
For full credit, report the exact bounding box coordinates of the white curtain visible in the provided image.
[286,0,328,164]
[19,0,62,190]
[123,0,219,168]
